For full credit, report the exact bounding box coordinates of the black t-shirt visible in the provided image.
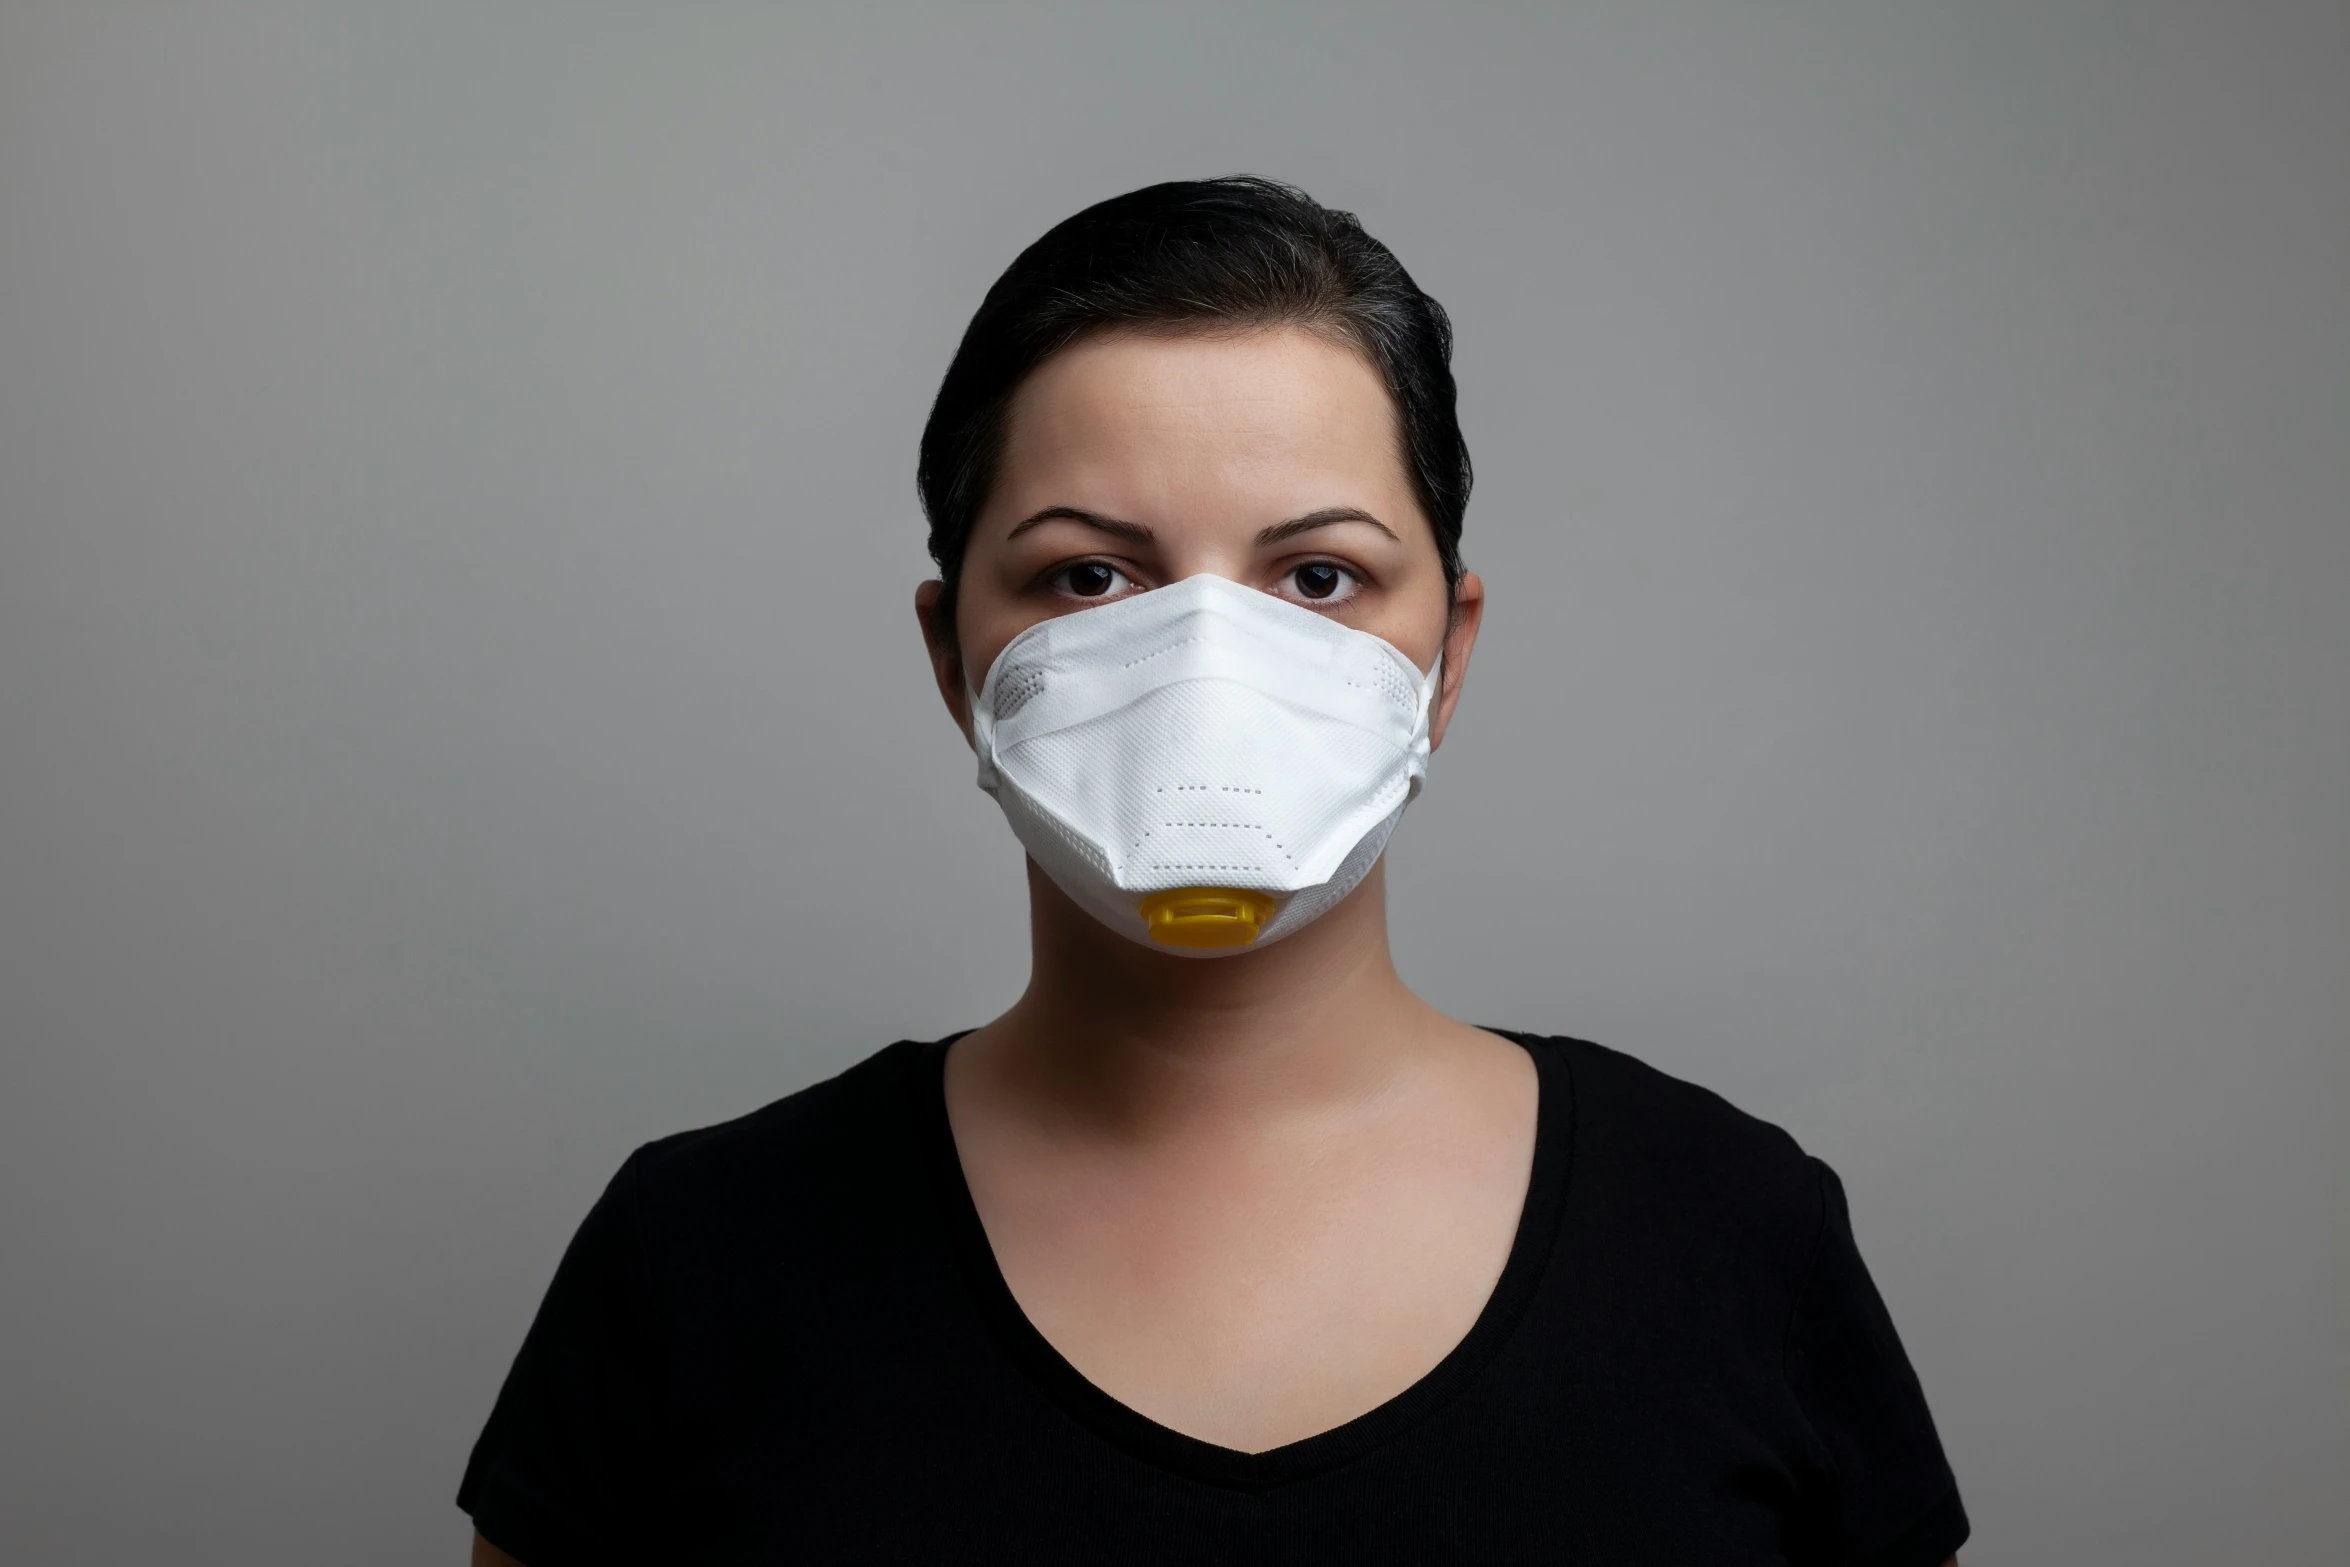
[459,1032,1968,1565]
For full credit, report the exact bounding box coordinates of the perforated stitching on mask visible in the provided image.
[1343,661,1417,709]
[1147,861,1291,873]
[1135,819,1297,869]
[1120,635,1206,670]
[992,666,1048,718]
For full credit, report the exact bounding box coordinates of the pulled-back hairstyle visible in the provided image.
[917,176,1470,641]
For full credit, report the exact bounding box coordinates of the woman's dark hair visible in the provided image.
[917,176,1470,643]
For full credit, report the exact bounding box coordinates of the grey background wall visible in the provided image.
[2,2,2342,1561]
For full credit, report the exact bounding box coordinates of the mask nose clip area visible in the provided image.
[1137,887,1278,949]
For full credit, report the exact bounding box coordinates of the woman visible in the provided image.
[460,177,1968,1565]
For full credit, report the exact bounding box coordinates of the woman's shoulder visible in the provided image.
[612,1036,941,1223]
[1507,1030,1832,1257]
[1528,1032,1814,1159]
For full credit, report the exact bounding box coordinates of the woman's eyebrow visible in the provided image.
[1005,506,1155,544]
[1004,504,1397,546]
[1257,507,1398,545]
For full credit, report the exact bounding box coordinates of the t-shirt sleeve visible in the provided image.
[458,1151,661,1567]
[1783,1158,1970,1567]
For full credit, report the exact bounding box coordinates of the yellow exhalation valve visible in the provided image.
[1137,887,1279,949]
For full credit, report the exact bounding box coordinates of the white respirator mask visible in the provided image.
[968,572,1441,955]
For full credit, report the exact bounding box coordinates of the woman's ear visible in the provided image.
[914,580,976,748]
[1428,570,1484,753]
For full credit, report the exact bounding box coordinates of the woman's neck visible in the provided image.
[964,858,1449,1143]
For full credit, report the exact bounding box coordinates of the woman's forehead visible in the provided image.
[1004,331,1394,463]
[987,327,1419,534]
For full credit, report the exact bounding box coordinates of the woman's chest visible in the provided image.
[647,1231,1807,1566]
[964,1133,1533,1454]
[658,1333,1800,1566]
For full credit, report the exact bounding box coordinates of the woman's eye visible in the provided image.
[1283,562,1358,604]
[1052,561,1133,599]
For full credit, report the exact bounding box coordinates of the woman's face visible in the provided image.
[918,325,1484,748]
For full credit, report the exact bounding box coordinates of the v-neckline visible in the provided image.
[911,1028,1575,1493]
